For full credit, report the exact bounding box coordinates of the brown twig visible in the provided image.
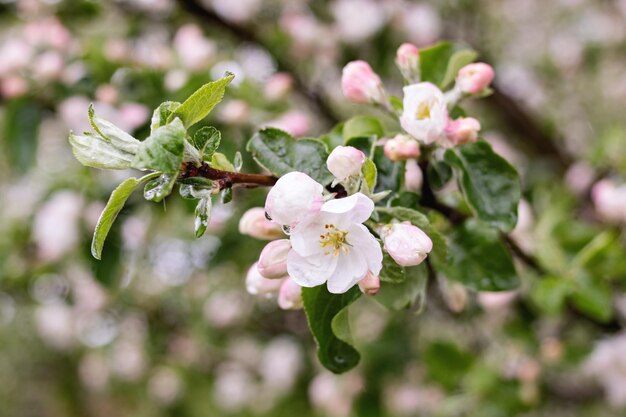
[179,161,277,189]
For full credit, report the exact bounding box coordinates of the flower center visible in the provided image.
[415,102,431,120]
[319,224,350,256]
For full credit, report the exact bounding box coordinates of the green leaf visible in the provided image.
[423,340,474,390]
[150,101,181,133]
[220,187,233,204]
[247,128,334,184]
[143,173,177,202]
[361,158,377,192]
[320,122,345,150]
[211,152,236,172]
[192,126,221,160]
[571,274,613,322]
[168,73,234,128]
[69,132,134,170]
[379,253,406,283]
[427,159,452,190]
[302,285,362,373]
[194,197,212,238]
[530,276,571,315]
[419,42,477,88]
[444,141,521,232]
[345,136,375,157]
[91,173,160,259]
[131,118,186,173]
[376,206,448,262]
[3,99,41,173]
[440,49,479,90]
[372,145,402,193]
[88,104,140,153]
[389,96,403,113]
[438,219,518,291]
[376,265,428,311]
[343,115,384,141]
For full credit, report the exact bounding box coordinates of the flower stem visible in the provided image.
[179,161,278,190]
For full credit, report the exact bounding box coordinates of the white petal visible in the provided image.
[326,250,368,294]
[321,193,374,228]
[287,250,337,288]
[347,224,383,275]
[289,220,326,257]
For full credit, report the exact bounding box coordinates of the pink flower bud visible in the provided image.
[0,75,28,98]
[277,278,303,310]
[95,84,119,105]
[358,271,380,295]
[265,172,324,229]
[383,134,420,161]
[266,110,311,137]
[327,145,366,181]
[404,159,423,192]
[246,262,284,296]
[258,239,291,279]
[341,60,385,104]
[444,117,481,146]
[264,72,293,101]
[592,179,626,223]
[395,43,420,82]
[239,207,285,240]
[456,63,494,95]
[381,222,433,267]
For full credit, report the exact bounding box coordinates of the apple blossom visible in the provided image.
[341,60,386,104]
[245,262,284,297]
[444,117,481,146]
[239,207,285,240]
[285,191,382,294]
[277,278,303,310]
[358,272,380,295]
[400,82,448,145]
[592,179,626,223]
[456,63,494,95]
[404,159,423,192]
[257,239,291,279]
[265,171,325,229]
[327,145,366,181]
[380,222,433,267]
[395,43,420,82]
[383,134,421,161]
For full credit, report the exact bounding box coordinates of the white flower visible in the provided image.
[286,192,382,294]
[400,82,448,145]
[265,171,324,229]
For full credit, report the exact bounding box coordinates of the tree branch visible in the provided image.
[179,161,277,189]
[176,0,340,126]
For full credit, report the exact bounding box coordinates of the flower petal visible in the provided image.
[321,193,374,228]
[287,250,337,288]
[326,250,368,294]
[289,219,326,257]
[347,224,383,276]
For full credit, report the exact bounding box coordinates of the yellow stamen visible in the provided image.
[416,102,431,120]
[319,224,350,256]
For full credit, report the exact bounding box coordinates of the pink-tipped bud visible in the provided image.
[239,207,285,240]
[456,63,494,95]
[381,222,433,267]
[258,239,291,279]
[264,72,293,101]
[404,159,423,193]
[277,278,303,310]
[592,179,626,224]
[358,271,380,295]
[395,43,420,82]
[341,60,385,104]
[444,117,481,146]
[383,134,421,161]
[327,145,366,181]
[0,75,28,98]
[246,262,284,296]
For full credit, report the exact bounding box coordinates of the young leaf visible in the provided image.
[379,252,406,283]
[427,159,452,190]
[246,128,334,185]
[194,197,212,238]
[143,173,177,202]
[211,152,236,172]
[220,187,233,204]
[437,219,519,291]
[361,158,377,192]
[376,264,428,311]
[131,118,186,173]
[192,126,221,160]
[345,136,375,157]
[168,73,235,128]
[69,132,134,170]
[440,49,479,90]
[343,115,384,141]
[302,285,362,374]
[419,42,477,89]
[444,141,521,232]
[88,104,140,153]
[150,101,181,133]
[91,173,160,259]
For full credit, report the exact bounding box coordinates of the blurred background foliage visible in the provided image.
[2,0,626,416]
